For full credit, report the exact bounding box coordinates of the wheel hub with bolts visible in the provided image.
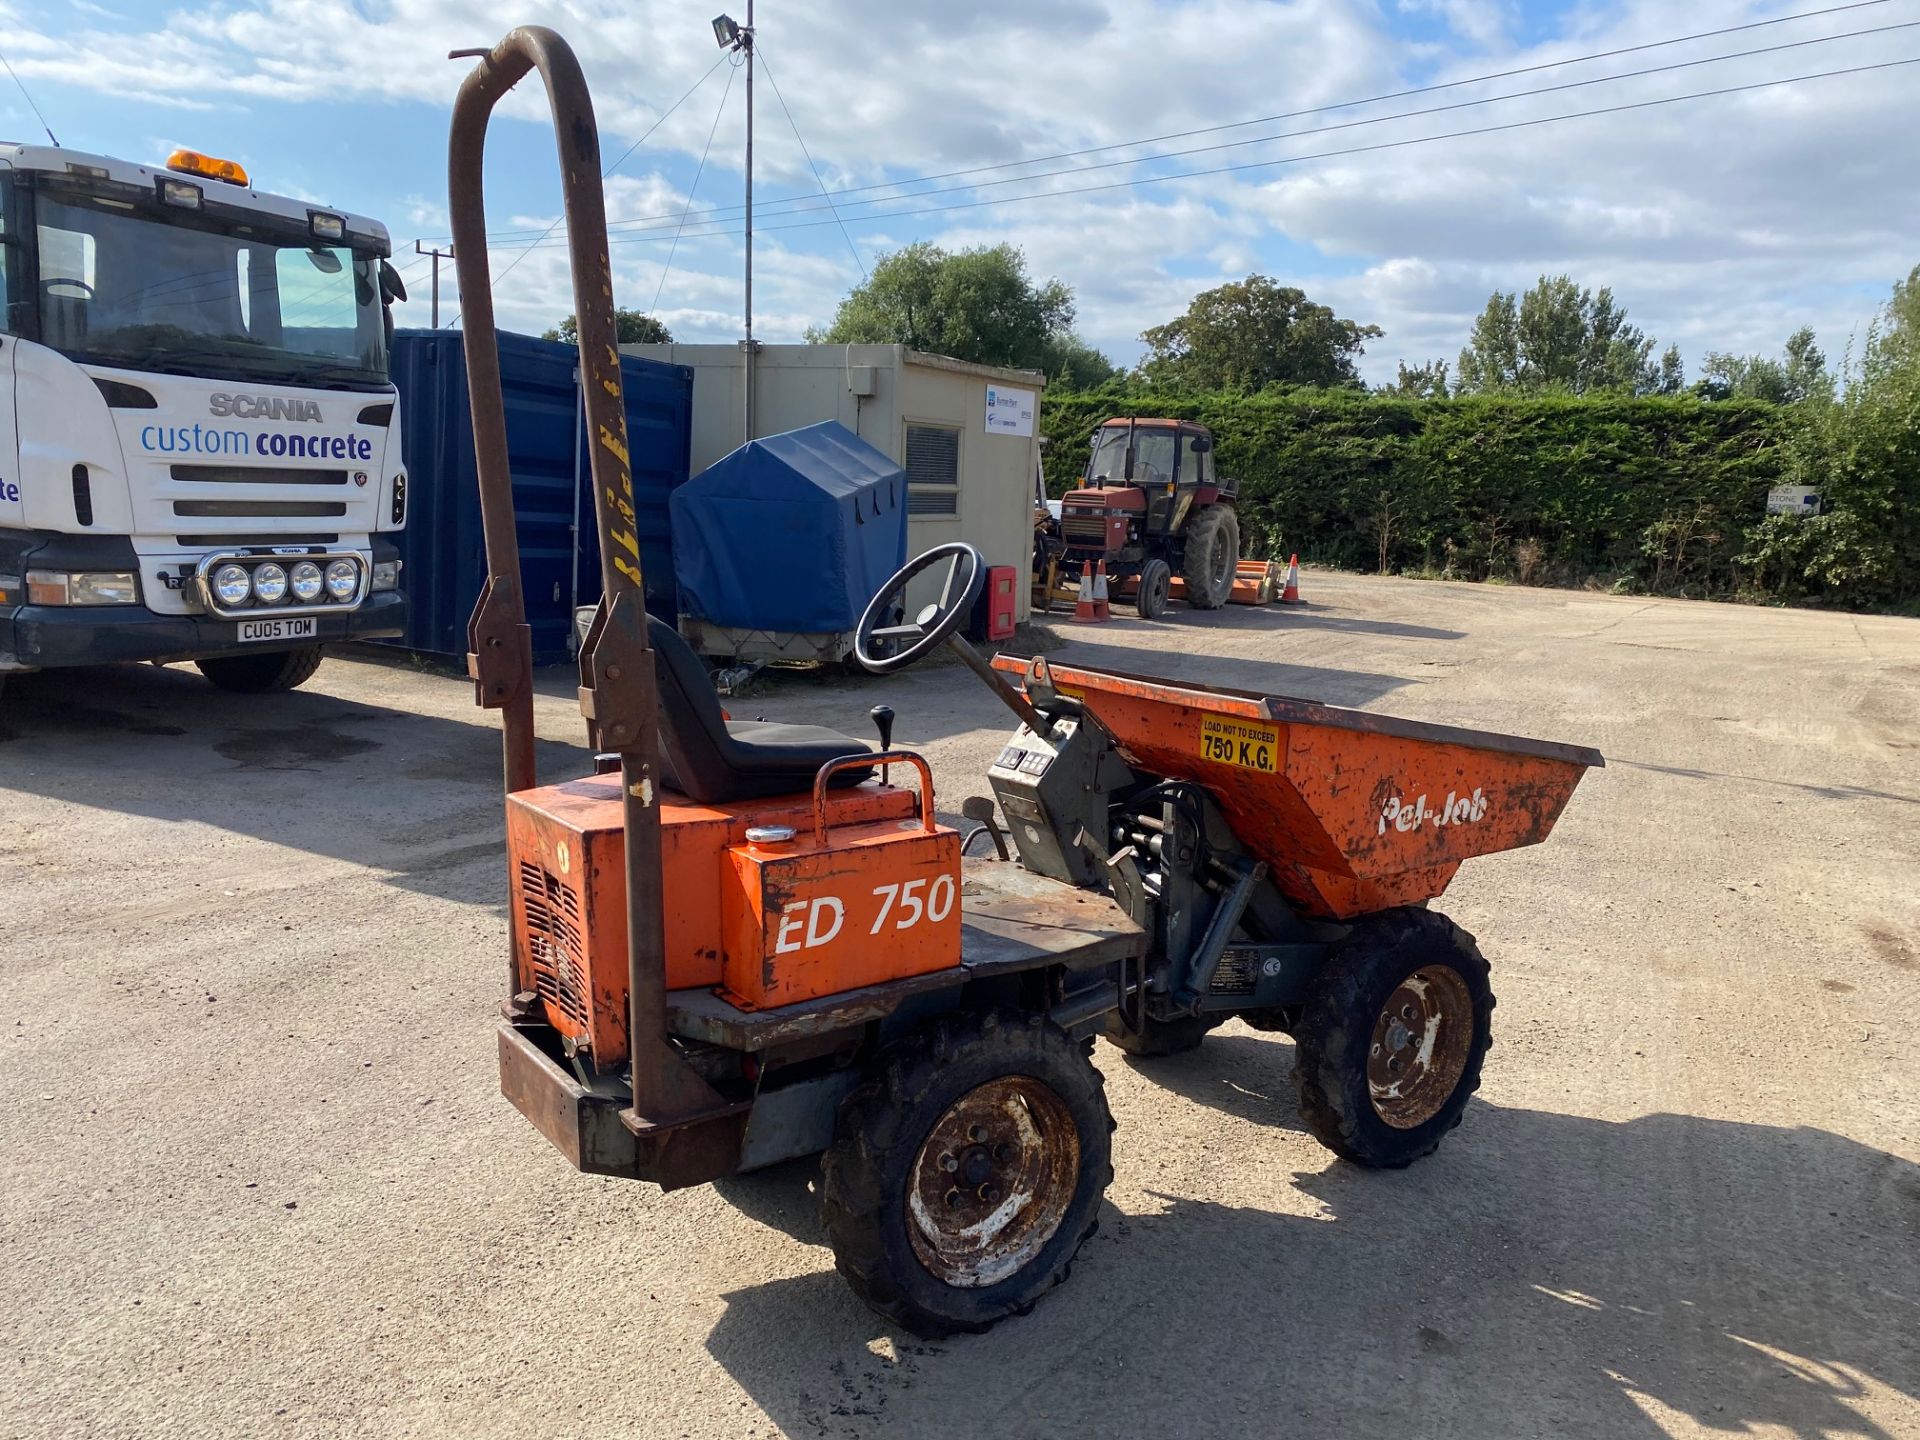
[907,1077,1079,1289]
[1366,964,1474,1129]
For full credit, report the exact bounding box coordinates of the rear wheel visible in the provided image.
[195,645,324,694]
[1103,1010,1219,1057]
[1292,908,1492,1168]
[822,1009,1113,1337]
[1181,505,1240,609]
[1135,558,1172,620]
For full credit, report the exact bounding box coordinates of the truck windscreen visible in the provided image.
[32,189,387,390]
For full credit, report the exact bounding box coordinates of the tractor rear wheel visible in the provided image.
[1181,505,1240,609]
[822,1009,1113,1337]
[1291,908,1492,1168]
[1102,1010,1219,1057]
[1135,558,1172,619]
[195,645,324,694]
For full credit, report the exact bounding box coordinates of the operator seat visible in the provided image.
[648,616,874,804]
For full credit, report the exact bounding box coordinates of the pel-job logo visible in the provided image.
[208,393,323,422]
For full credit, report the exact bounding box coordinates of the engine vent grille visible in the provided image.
[1062,508,1111,544]
[1209,947,1260,996]
[518,860,589,1031]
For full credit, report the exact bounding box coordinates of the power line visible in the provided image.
[650,61,736,317]
[767,0,1896,211]
[0,44,58,145]
[448,53,729,327]
[500,53,1920,248]
[447,0,1898,245]
[533,17,1920,244]
[756,47,866,278]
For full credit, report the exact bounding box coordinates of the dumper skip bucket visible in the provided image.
[995,655,1604,919]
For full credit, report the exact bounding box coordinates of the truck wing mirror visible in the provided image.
[1190,435,1212,453]
[380,259,408,304]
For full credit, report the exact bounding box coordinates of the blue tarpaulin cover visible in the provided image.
[670,421,909,634]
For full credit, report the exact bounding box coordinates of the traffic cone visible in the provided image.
[1072,561,1098,622]
[1092,561,1111,621]
[1279,554,1303,603]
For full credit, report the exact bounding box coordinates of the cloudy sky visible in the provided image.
[3,0,1915,384]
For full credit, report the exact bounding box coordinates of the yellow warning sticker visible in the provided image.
[1199,715,1279,773]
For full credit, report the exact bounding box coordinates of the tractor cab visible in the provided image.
[1082,418,1222,519]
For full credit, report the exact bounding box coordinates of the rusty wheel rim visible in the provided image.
[1367,964,1474,1129]
[906,1076,1080,1289]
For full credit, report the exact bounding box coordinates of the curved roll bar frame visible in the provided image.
[448,27,729,1137]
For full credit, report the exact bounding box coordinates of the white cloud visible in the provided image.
[8,0,1915,380]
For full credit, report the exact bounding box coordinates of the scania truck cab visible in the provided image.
[0,143,408,696]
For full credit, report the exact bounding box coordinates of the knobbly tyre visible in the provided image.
[0,142,409,697]
[454,28,1604,1338]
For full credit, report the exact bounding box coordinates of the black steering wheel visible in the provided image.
[855,542,986,675]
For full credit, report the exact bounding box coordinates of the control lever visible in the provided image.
[1073,825,1149,927]
[870,704,895,784]
[961,795,1010,860]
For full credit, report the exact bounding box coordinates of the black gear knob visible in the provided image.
[869,704,895,752]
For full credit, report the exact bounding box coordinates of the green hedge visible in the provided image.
[1040,388,1804,600]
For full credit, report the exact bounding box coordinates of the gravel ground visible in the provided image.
[2,572,1916,1440]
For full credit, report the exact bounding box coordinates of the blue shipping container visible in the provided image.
[383,329,693,664]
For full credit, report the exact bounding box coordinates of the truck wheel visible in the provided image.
[822,1009,1113,1337]
[1181,505,1240,609]
[1291,908,1492,1168]
[1102,1010,1219,1056]
[1135,558,1172,619]
[195,646,324,694]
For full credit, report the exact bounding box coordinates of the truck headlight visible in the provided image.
[371,559,401,592]
[212,564,252,607]
[289,561,324,602]
[324,558,359,599]
[251,562,288,603]
[25,570,140,606]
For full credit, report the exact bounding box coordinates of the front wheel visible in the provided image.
[1135,557,1172,620]
[1292,908,1492,1168]
[822,1010,1113,1337]
[195,646,324,694]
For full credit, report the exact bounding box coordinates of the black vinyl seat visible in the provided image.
[649,616,874,804]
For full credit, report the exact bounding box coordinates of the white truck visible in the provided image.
[0,143,408,695]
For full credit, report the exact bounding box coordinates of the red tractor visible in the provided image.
[1059,418,1241,618]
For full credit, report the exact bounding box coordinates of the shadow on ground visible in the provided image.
[703,1033,1920,1440]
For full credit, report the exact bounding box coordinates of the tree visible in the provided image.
[808,241,1080,373]
[1385,359,1450,398]
[542,309,673,346]
[1040,333,1120,390]
[1138,275,1380,390]
[1742,273,1920,608]
[1695,326,1830,404]
[1455,275,1668,395]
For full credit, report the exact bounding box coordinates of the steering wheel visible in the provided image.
[41,277,95,301]
[855,542,986,675]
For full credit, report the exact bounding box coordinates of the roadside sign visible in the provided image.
[1766,485,1821,515]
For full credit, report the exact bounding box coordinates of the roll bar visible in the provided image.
[448,27,730,1136]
